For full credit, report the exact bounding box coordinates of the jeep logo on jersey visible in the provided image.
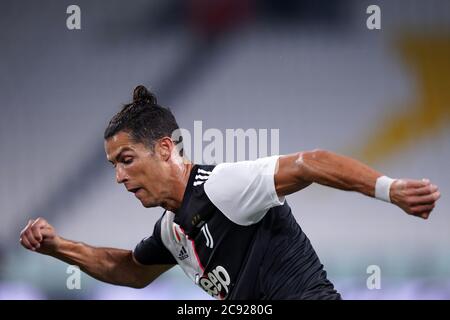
[199,265,231,299]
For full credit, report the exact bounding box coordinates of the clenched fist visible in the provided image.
[19,218,61,255]
[390,179,441,219]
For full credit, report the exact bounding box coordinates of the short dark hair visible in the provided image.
[104,85,180,151]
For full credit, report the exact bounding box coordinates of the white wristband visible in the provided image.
[375,176,395,203]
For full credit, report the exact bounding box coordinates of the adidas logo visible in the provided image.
[178,246,189,260]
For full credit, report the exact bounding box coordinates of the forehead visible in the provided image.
[104,132,141,161]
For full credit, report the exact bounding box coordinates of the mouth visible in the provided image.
[128,187,142,194]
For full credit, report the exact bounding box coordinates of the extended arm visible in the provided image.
[275,150,440,219]
[20,218,174,288]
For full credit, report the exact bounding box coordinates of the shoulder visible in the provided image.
[203,156,285,226]
[206,156,280,185]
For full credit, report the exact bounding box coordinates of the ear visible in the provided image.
[155,137,174,161]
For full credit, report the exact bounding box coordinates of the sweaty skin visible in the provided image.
[19,137,440,290]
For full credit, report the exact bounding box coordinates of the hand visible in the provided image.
[19,217,61,255]
[390,179,440,219]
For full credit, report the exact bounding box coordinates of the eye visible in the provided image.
[123,157,133,165]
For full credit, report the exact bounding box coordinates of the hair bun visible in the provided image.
[133,85,157,105]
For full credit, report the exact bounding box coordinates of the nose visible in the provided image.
[115,165,128,184]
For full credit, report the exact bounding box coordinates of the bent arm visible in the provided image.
[275,150,440,219]
[275,150,380,197]
[53,237,174,288]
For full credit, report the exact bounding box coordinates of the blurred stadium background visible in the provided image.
[1,0,449,299]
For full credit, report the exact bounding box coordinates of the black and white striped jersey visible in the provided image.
[134,156,340,300]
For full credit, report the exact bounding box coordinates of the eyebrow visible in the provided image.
[108,147,133,164]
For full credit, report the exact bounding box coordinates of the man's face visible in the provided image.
[105,131,168,208]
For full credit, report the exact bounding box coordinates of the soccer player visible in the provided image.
[20,86,440,299]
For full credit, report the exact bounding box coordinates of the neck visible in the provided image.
[162,160,193,212]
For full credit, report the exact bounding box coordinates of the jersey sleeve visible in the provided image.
[203,155,285,226]
[133,213,177,265]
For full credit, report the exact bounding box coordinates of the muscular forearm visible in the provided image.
[277,150,440,219]
[20,218,174,287]
[298,149,381,197]
[52,237,144,288]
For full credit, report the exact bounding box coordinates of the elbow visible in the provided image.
[130,282,148,289]
[295,149,329,182]
[128,276,152,289]
[304,149,328,157]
